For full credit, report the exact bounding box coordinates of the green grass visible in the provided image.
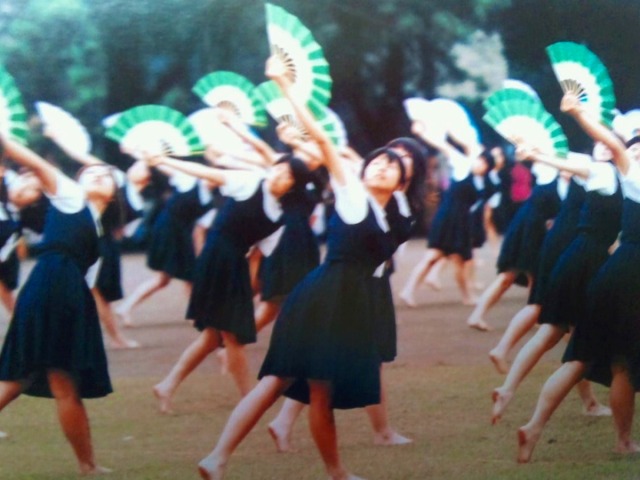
[0,362,638,479]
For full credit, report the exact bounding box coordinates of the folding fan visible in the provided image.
[192,71,267,127]
[483,98,569,158]
[265,3,332,106]
[105,105,203,157]
[429,98,479,148]
[613,109,640,143]
[402,97,447,141]
[483,88,542,112]
[187,108,249,152]
[546,41,616,126]
[0,66,28,144]
[101,112,121,129]
[323,107,348,148]
[502,79,539,99]
[35,102,92,156]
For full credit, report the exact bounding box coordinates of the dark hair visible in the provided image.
[76,164,126,229]
[387,137,426,213]
[360,147,406,188]
[275,154,312,189]
[478,149,495,172]
[626,135,640,148]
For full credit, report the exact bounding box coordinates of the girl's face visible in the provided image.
[267,162,295,197]
[491,147,505,168]
[78,165,117,201]
[363,154,402,191]
[471,156,489,176]
[390,146,414,182]
[592,142,612,162]
[9,172,43,208]
[628,142,640,164]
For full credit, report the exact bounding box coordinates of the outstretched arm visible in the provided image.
[516,145,590,179]
[561,92,631,175]
[147,154,227,187]
[216,110,278,166]
[1,137,58,193]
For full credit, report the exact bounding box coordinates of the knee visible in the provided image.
[156,274,171,288]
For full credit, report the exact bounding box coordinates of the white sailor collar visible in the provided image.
[262,181,283,223]
[367,193,390,232]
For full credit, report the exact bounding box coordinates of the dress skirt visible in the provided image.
[146,209,196,282]
[96,235,123,302]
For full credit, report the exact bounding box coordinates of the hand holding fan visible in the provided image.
[0,66,28,144]
[35,102,92,156]
[265,3,332,106]
[105,105,203,157]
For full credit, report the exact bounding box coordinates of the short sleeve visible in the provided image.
[620,160,640,203]
[449,149,472,181]
[196,209,217,229]
[256,226,285,257]
[46,172,86,214]
[124,180,144,213]
[219,171,263,201]
[575,161,617,195]
[330,168,368,225]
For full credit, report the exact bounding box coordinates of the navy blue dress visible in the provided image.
[470,174,498,249]
[528,178,586,305]
[0,177,111,398]
[0,176,20,290]
[497,178,562,277]
[187,179,282,344]
[538,164,622,329]
[259,183,395,409]
[147,178,213,282]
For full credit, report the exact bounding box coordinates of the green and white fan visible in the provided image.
[483,98,569,158]
[265,3,332,106]
[502,79,539,99]
[35,102,92,156]
[403,97,447,141]
[188,108,249,152]
[483,87,541,112]
[546,41,616,126]
[192,71,267,127]
[101,112,121,129]
[0,66,28,144]
[323,108,348,148]
[105,105,203,157]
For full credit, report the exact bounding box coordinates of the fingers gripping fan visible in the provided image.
[192,71,267,127]
[105,105,203,156]
[35,102,92,156]
[0,66,28,144]
[255,80,305,134]
[265,3,332,106]
[546,41,616,126]
[483,99,569,158]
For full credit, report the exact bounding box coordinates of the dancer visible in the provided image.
[0,136,120,475]
[516,93,637,463]
[196,55,407,480]
[399,122,494,307]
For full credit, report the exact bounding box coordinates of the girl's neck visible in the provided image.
[87,197,109,215]
[367,187,393,207]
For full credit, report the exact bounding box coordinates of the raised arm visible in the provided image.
[1,137,58,193]
[44,127,103,166]
[216,109,278,166]
[266,56,347,185]
[411,121,460,162]
[517,145,590,179]
[147,154,227,187]
[561,92,631,175]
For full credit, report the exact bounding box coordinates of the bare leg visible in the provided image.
[0,282,15,315]
[576,380,611,416]
[451,254,475,306]
[47,370,111,475]
[255,300,281,333]
[609,364,639,453]
[308,381,365,480]
[424,257,446,291]
[399,248,444,307]
[198,376,290,479]
[220,332,253,397]
[489,304,541,374]
[247,247,263,296]
[517,361,585,463]
[115,272,171,327]
[153,328,220,413]
[492,324,565,424]
[268,398,305,452]
[467,271,518,331]
[365,366,411,446]
[93,289,139,349]
[0,380,23,411]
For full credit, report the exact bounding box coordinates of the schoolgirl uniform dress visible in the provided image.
[496,165,561,279]
[538,159,622,329]
[0,173,111,398]
[528,176,586,305]
[0,172,21,291]
[94,171,144,302]
[470,170,499,249]
[187,171,284,344]
[427,150,483,261]
[146,172,214,282]
[566,160,640,388]
[259,171,395,409]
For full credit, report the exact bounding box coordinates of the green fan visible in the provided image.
[546,41,616,126]
[0,66,28,144]
[483,99,569,158]
[322,107,348,148]
[483,87,542,112]
[105,105,203,157]
[265,3,332,106]
[192,71,267,128]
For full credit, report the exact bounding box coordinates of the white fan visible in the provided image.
[35,102,92,156]
[187,108,248,152]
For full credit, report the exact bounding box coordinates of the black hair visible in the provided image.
[275,154,312,189]
[386,137,427,213]
[360,147,406,188]
[626,135,640,149]
[478,148,495,172]
[76,164,127,230]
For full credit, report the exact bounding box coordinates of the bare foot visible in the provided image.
[0,430,7,439]
[489,349,509,374]
[80,465,112,475]
[462,296,478,307]
[329,474,367,480]
[398,289,417,308]
[424,277,442,291]
[517,425,540,463]
[582,403,611,417]
[615,440,640,454]
[216,349,229,376]
[373,431,413,446]
[152,384,174,414]
[198,456,226,480]
[468,318,493,331]
[115,309,134,328]
[268,423,296,453]
[110,337,141,350]
[491,387,513,424]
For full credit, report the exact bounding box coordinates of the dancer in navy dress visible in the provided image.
[516,92,638,463]
[196,56,407,480]
[149,149,310,413]
[115,163,214,327]
[399,123,494,307]
[491,141,621,424]
[0,136,120,475]
[467,160,561,331]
